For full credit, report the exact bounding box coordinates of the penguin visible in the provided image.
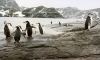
[4,22,12,39]
[85,15,91,30]
[14,26,21,47]
[51,21,52,24]
[59,21,61,26]
[24,21,33,37]
[4,24,11,38]
[37,23,43,35]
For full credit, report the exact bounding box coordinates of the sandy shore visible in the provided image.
[0,22,100,60]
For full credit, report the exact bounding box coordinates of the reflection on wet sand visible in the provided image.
[26,37,34,42]
[5,37,12,47]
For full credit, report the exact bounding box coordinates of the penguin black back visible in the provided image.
[14,26,21,43]
[4,24,11,38]
[85,16,91,30]
[38,23,43,35]
[25,21,33,37]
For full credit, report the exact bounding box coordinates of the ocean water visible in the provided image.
[0,17,83,46]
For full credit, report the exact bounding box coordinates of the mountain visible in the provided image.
[22,6,100,18]
[22,6,63,18]
[56,7,81,18]
[0,0,99,19]
[0,0,20,11]
[56,7,100,19]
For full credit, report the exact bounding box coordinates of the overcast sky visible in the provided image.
[15,0,100,10]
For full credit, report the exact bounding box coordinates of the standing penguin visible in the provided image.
[4,24,11,38]
[4,22,12,39]
[59,21,61,26]
[24,21,33,37]
[37,23,43,35]
[85,14,91,30]
[14,26,21,47]
[51,21,52,24]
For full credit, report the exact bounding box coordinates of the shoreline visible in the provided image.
[0,22,100,60]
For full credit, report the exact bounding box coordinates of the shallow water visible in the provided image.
[0,17,83,46]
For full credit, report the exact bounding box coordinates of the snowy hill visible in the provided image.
[56,7,100,19]
[0,0,20,11]
[56,7,80,18]
[22,6,63,18]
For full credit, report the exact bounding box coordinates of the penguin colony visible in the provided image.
[4,14,95,47]
[4,21,44,47]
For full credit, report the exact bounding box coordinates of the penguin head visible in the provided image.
[37,23,41,26]
[7,23,12,26]
[16,26,22,29]
[88,13,93,17]
[4,21,12,26]
[37,23,40,25]
[16,26,19,29]
[24,21,30,24]
[24,21,31,27]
